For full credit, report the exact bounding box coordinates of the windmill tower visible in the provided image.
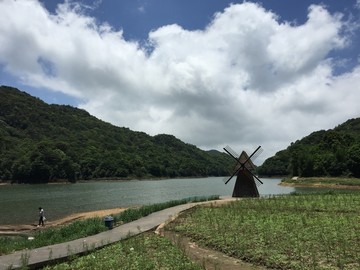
[223,146,263,197]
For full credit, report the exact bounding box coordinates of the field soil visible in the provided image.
[161,230,267,270]
[155,198,268,270]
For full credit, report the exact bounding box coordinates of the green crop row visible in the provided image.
[168,192,360,269]
[282,177,360,186]
[43,232,203,270]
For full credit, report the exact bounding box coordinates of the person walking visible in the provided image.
[38,207,45,227]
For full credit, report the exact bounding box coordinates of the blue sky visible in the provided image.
[1,0,360,163]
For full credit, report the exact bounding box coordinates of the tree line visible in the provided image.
[258,118,360,178]
[0,86,233,183]
[3,86,358,182]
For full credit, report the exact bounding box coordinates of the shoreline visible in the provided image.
[279,182,360,190]
[0,176,213,185]
[0,207,128,234]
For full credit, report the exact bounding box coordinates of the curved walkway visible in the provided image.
[0,198,235,270]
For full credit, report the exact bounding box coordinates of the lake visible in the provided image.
[0,177,326,225]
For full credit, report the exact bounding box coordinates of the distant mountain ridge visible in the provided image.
[258,118,360,178]
[0,85,233,183]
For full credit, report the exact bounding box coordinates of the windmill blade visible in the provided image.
[244,166,263,185]
[244,146,262,163]
[224,146,263,167]
[250,147,263,163]
[222,145,264,186]
[252,172,263,185]
[254,176,263,187]
[224,164,242,184]
[223,169,238,185]
[242,146,262,168]
[223,148,238,162]
[223,146,241,184]
[243,146,263,186]
[225,165,263,186]
[255,180,262,187]
[222,176,231,183]
[224,145,239,161]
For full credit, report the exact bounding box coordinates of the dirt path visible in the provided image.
[162,231,267,270]
[0,207,126,234]
[155,199,268,270]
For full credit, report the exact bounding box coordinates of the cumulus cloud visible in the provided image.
[0,0,359,163]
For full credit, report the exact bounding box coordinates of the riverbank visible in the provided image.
[279,177,360,189]
[0,207,127,234]
[0,176,210,185]
[0,177,289,225]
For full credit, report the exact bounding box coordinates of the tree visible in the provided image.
[11,159,31,183]
[299,153,314,177]
[348,144,360,177]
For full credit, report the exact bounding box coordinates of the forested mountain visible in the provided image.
[258,118,360,178]
[0,86,233,183]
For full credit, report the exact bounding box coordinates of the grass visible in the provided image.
[43,232,203,270]
[0,195,219,255]
[281,177,360,187]
[167,192,360,269]
[5,192,360,269]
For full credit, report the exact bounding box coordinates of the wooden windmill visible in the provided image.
[223,145,263,197]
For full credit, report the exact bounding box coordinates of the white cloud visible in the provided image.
[0,0,359,163]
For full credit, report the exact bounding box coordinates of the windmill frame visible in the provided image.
[223,145,263,197]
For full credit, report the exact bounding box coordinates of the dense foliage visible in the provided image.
[0,86,232,183]
[258,118,360,177]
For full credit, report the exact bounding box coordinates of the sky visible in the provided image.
[1,0,360,164]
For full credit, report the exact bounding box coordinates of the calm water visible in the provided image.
[0,177,315,225]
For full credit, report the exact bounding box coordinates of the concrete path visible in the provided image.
[0,198,235,270]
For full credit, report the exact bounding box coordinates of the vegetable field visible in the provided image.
[44,233,202,270]
[168,193,360,269]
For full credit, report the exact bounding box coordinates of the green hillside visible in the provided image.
[0,86,233,183]
[258,118,360,178]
